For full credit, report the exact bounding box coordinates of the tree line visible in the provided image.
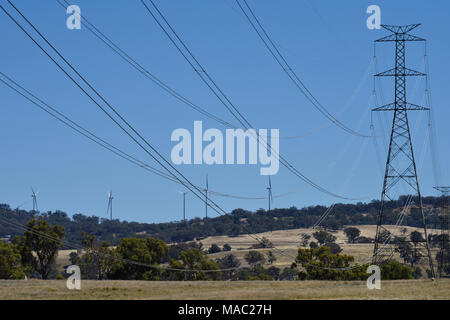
[3,218,447,281]
[0,195,446,246]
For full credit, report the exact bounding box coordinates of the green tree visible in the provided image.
[325,242,342,254]
[244,251,266,266]
[296,246,367,280]
[208,244,221,254]
[299,233,311,247]
[222,243,232,252]
[21,219,65,279]
[412,267,423,279]
[251,237,273,249]
[172,248,220,280]
[410,231,424,267]
[110,237,168,280]
[280,267,298,280]
[216,253,240,280]
[267,266,281,280]
[395,237,414,266]
[380,260,413,280]
[309,241,319,249]
[0,241,26,279]
[267,251,277,264]
[312,230,336,246]
[76,232,116,280]
[344,227,361,243]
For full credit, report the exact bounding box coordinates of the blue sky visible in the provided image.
[0,0,448,223]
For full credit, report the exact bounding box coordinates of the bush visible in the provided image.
[344,227,361,243]
[251,237,274,249]
[56,273,65,280]
[313,231,336,245]
[208,244,221,254]
[354,236,373,243]
[309,241,319,249]
[380,260,413,280]
[412,267,423,279]
[324,242,342,254]
[0,241,26,279]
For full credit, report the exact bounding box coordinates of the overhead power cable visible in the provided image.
[53,0,238,130]
[235,0,373,138]
[0,1,229,220]
[0,1,299,262]
[139,0,369,201]
[0,71,278,201]
[0,214,241,273]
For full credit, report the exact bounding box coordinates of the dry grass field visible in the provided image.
[4,225,447,300]
[55,225,442,271]
[200,225,441,269]
[0,279,448,300]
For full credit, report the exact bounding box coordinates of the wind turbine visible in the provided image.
[204,174,210,218]
[31,187,39,213]
[177,190,188,221]
[267,177,273,211]
[107,191,114,220]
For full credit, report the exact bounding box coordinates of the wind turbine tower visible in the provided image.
[267,177,273,211]
[107,191,114,220]
[177,190,188,221]
[204,174,210,218]
[31,187,39,213]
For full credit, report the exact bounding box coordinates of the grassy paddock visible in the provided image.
[0,279,448,300]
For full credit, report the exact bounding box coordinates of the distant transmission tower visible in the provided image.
[107,191,113,220]
[372,24,435,277]
[267,176,273,211]
[434,186,450,277]
[31,187,39,213]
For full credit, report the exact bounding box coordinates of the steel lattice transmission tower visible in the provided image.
[372,24,435,277]
[434,186,450,277]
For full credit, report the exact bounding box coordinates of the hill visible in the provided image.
[0,195,445,246]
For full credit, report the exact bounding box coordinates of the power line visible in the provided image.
[53,0,238,130]
[0,2,232,226]
[0,214,239,273]
[0,1,298,262]
[235,0,372,138]
[139,0,368,201]
[0,71,290,201]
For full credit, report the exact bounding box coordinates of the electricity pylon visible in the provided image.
[372,24,435,278]
[434,186,450,277]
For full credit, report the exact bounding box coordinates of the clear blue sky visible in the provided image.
[0,0,448,223]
